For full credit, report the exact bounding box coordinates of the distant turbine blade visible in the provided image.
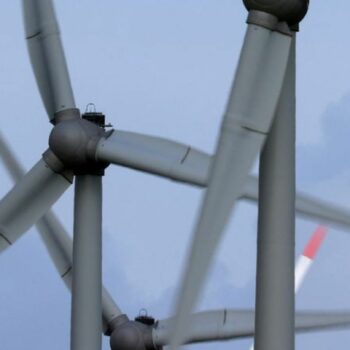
[294,195,350,231]
[38,207,124,335]
[0,157,71,252]
[294,311,350,333]
[95,130,211,186]
[295,226,327,292]
[0,133,122,333]
[22,0,75,122]
[38,212,123,334]
[0,136,24,181]
[169,22,292,348]
[153,309,350,346]
[242,178,350,231]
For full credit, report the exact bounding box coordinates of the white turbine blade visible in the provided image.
[22,0,75,122]
[0,157,71,252]
[153,309,350,346]
[169,23,292,348]
[0,133,122,332]
[95,130,211,187]
[242,178,350,231]
[295,226,327,292]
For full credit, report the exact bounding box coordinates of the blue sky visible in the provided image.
[1,1,350,349]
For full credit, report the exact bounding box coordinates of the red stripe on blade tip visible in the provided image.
[303,226,328,259]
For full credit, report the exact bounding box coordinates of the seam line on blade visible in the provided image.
[0,233,12,245]
[180,147,191,164]
[223,309,227,324]
[27,30,59,41]
[61,266,72,278]
[242,125,268,135]
[222,115,269,135]
[26,31,41,40]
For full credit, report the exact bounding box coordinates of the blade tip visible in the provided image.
[303,226,328,259]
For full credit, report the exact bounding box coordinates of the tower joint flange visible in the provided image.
[246,11,295,36]
[246,10,279,31]
[51,108,81,125]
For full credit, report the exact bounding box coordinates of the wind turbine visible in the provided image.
[2,1,350,350]
[1,132,350,349]
[169,1,302,349]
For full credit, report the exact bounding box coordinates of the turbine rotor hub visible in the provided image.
[49,108,110,175]
[109,317,159,350]
[243,0,309,25]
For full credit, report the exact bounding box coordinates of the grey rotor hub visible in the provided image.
[108,315,160,350]
[48,108,110,175]
[243,0,309,25]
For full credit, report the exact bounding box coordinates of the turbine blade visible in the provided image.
[242,179,350,231]
[0,133,122,333]
[170,23,292,348]
[95,130,211,187]
[295,195,350,231]
[37,211,123,334]
[153,309,350,346]
[302,226,327,259]
[95,131,350,230]
[22,0,75,122]
[295,226,327,292]
[0,157,71,252]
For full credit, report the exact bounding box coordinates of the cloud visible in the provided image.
[297,93,350,184]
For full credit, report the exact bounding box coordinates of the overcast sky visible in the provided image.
[1,1,350,349]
